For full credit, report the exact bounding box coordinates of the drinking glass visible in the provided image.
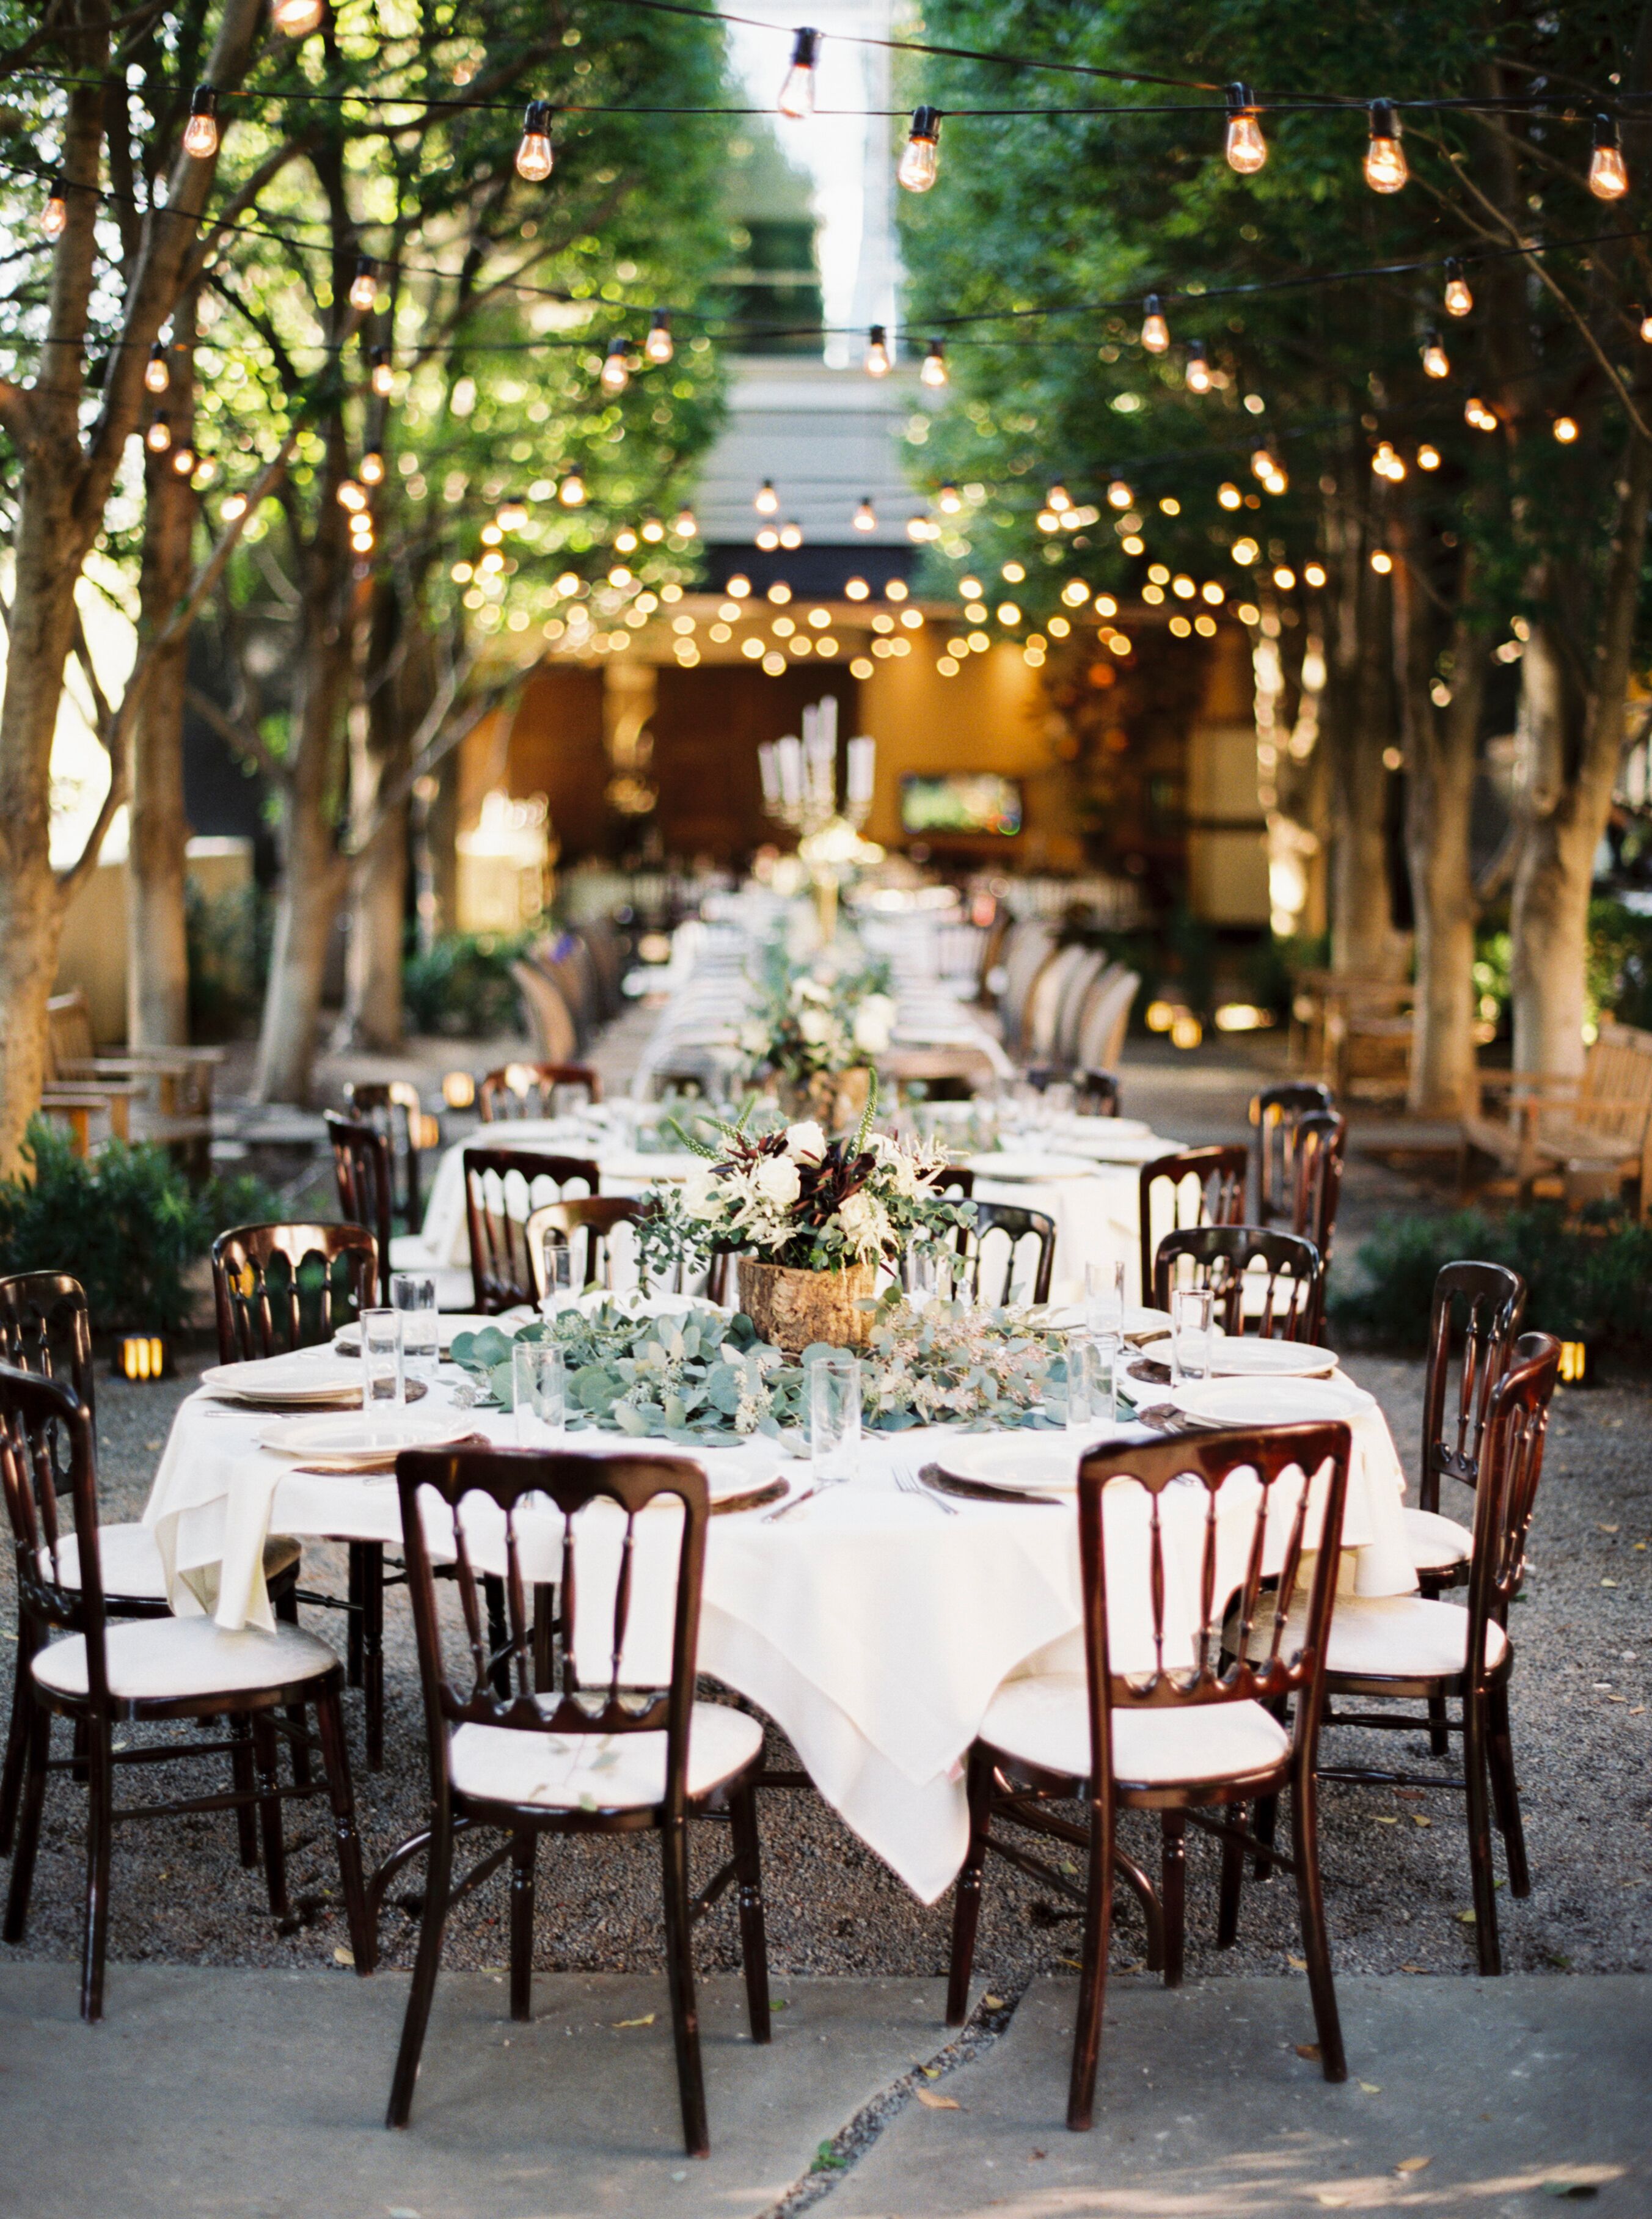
[1170,1285,1215,1387]
[538,1243,577,1320]
[360,1307,404,1410]
[1044,1080,1075,1125]
[1064,1332,1116,1428]
[390,1272,438,1389]
[514,1340,567,1444]
[901,1248,943,1314]
[1084,1258,1127,1340]
[808,1349,861,1488]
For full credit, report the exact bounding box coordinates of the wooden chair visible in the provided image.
[947,1420,1353,2129]
[326,1113,395,1263]
[1406,1261,1526,1595]
[46,987,221,1171]
[1290,971,1413,1096]
[1137,1145,1248,1303]
[525,1197,647,1297]
[0,1271,303,1853]
[1251,1081,1336,1225]
[345,1080,437,1237]
[1292,1111,1347,1268]
[463,1149,601,1312]
[1075,969,1139,1075]
[1461,1020,1652,1221]
[1153,1226,1325,1343]
[478,1061,604,1120]
[383,1444,769,2153]
[1306,1334,1560,1975]
[1073,1067,1121,1117]
[510,961,579,1066]
[0,1362,373,2020]
[959,1199,1056,1307]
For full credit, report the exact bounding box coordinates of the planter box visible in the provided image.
[736,1256,878,1354]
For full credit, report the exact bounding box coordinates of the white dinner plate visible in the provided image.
[966,1152,1097,1182]
[200,1353,363,1404]
[258,1410,477,1464]
[1043,1129,1174,1166]
[939,1434,1084,1493]
[1168,1374,1373,1425]
[1139,1335,1340,1380]
[334,1315,494,1355]
[1037,1304,1172,1345]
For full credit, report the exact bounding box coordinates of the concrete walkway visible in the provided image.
[0,1968,1644,2218]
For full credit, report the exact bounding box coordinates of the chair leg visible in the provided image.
[728,1777,771,2044]
[272,1586,313,1788]
[1426,1691,1451,1759]
[1290,1765,1346,2080]
[360,1543,385,1772]
[1217,1800,1246,1947]
[509,1829,536,2023]
[945,1744,992,2027]
[1463,1693,1502,1976]
[314,1683,375,1973]
[346,1544,365,1687]
[387,1818,453,2127]
[1159,1811,1187,1989]
[227,1717,260,1867]
[251,1714,289,1920]
[1065,1793,1115,2133]
[1486,1682,1530,1898]
[80,1720,114,2024]
[3,1701,51,1943]
[659,1815,709,2159]
[0,1621,40,1854]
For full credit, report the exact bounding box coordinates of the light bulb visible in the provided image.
[1444,258,1473,318]
[1370,549,1392,574]
[560,470,586,506]
[1422,331,1449,379]
[1589,114,1629,200]
[349,258,377,311]
[1048,481,1071,513]
[1554,415,1579,444]
[674,505,697,536]
[756,525,780,550]
[147,417,171,452]
[1639,303,1652,342]
[222,492,248,521]
[360,447,386,486]
[1140,293,1169,354]
[755,481,779,515]
[144,343,170,393]
[920,337,947,387]
[778,27,820,119]
[645,310,673,365]
[864,324,891,376]
[183,85,219,159]
[1108,480,1133,508]
[1251,445,1274,481]
[1185,340,1211,393]
[1417,443,1441,469]
[1218,481,1241,509]
[641,517,665,542]
[937,481,961,513]
[600,337,630,394]
[499,497,529,530]
[1304,563,1326,587]
[1224,82,1267,175]
[1036,508,1059,533]
[42,177,66,239]
[853,497,877,532]
[1364,100,1406,192]
[337,478,367,510]
[171,444,195,477]
[780,519,803,548]
[898,106,940,192]
[370,345,392,397]
[515,100,554,182]
[272,0,323,32]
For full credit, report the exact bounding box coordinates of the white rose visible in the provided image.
[784,1120,828,1163]
[837,1189,891,1255]
[753,1155,801,1210]
[681,1167,723,1220]
[796,1007,832,1045]
[852,993,896,1055]
[738,1022,769,1055]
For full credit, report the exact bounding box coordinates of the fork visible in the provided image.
[893,1458,957,1515]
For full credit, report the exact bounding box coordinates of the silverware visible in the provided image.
[893,1459,957,1515]
[918,1461,1062,1508]
[762,1482,819,1524]
[1134,1404,1213,1435]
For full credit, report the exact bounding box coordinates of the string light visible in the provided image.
[780,519,803,547]
[853,497,877,532]
[640,516,664,541]
[146,417,171,453]
[1303,562,1326,587]
[1249,444,1275,482]
[1370,549,1393,573]
[349,258,377,310]
[360,446,386,486]
[1185,339,1211,393]
[1372,440,1405,481]
[921,337,948,387]
[222,492,247,521]
[171,441,196,477]
[899,107,941,192]
[1224,82,1267,175]
[1554,415,1579,442]
[1140,294,1169,354]
[370,345,392,396]
[1107,480,1133,508]
[497,495,528,528]
[646,310,673,365]
[1364,100,1406,192]
[1421,331,1449,378]
[1588,114,1629,200]
[756,523,779,549]
[337,477,367,510]
[41,175,66,239]
[938,482,961,513]
[778,27,820,120]
[1465,395,1496,430]
[272,0,324,34]
[144,342,170,394]
[674,503,698,536]
[560,470,586,505]
[864,324,891,376]
[1048,481,1072,513]
[515,100,554,181]
[1637,303,1652,342]
[1417,442,1441,469]
[183,85,219,159]
[601,336,630,393]
[1444,258,1473,317]
[1218,481,1241,508]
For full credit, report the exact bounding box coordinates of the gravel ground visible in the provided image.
[1,1342,1647,1994]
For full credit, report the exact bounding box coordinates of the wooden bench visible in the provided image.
[1460,1020,1652,1222]
[46,989,222,1174]
[1290,970,1414,1099]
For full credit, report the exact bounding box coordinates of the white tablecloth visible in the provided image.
[143,1361,1414,1904]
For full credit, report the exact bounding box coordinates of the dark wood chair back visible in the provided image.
[1464,1333,1559,1666]
[0,1273,96,1420]
[525,1197,648,1296]
[344,1079,433,1232]
[326,1113,395,1263]
[211,1224,378,1363]
[478,1062,604,1120]
[1251,1082,1336,1225]
[1073,1068,1120,1117]
[395,1444,709,1824]
[1076,1420,1351,1789]
[1291,1110,1347,1263]
[0,1363,107,1694]
[1152,1225,1325,1342]
[932,1166,975,1201]
[1138,1145,1248,1300]
[960,1199,1056,1307]
[462,1149,601,1313]
[1418,1260,1526,1518]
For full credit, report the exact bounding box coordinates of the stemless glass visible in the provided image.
[390,1272,438,1388]
[1170,1285,1215,1387]
[360,1307,404,1410]
[901,1248,940,1314]
[1084,1257,1127,1339]
[514,1340,567,1444]
[808,1349,861,1488]
[538,1243,577,1320]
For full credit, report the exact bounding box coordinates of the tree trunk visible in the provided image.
[338,792,408,1052]
[335,583,428,1051]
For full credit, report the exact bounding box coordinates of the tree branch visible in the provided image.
[185,682,285,788]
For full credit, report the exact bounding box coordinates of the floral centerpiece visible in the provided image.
[738,940,896,1127]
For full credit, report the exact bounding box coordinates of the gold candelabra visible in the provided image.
[758,699,879,942]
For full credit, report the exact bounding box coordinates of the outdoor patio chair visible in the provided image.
[1072,1067,1122,1117]
[1406,1260,1526,1599]
[344,1079,437,1236]
[1251,1081,1336,1224]
[1137,1145,1249,1301]
[477,1061,604,1120]
[1152,1225,1325,1343]
[462,1148,601,1312]
[525,1196,649,1296]
[509,961,580,1066]
[1291,1110,1348,1267]
[326,1113,396,1264]
[958,1199,1055,1307]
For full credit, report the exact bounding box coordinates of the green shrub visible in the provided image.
[402,929,527,1038]
[0,1120,280,1337]
[186,877,272,1039]
[1333,1204,1652,1365]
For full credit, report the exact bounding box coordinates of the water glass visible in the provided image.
[1084,1258,1127,1341]
[514,1341,567,1444]
[1170,1286,1215,1387]
[1064,1332,1116,1428]
[538,1242,577,1320]
[808,1350,861,1488]
[901,1248,945,1314]
[390,1272,438,1387]
[360,1307,404,1410]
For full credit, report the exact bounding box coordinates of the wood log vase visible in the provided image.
[736,1256,879,1354]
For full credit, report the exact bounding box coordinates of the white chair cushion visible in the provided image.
[1263,1595,1507,1684]
[1402,1506,1474,1573]
[449,1700,763,1813]
[32,1617,339,1702]
[38,1525,301,1604]
[980,1670,1289,1789]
